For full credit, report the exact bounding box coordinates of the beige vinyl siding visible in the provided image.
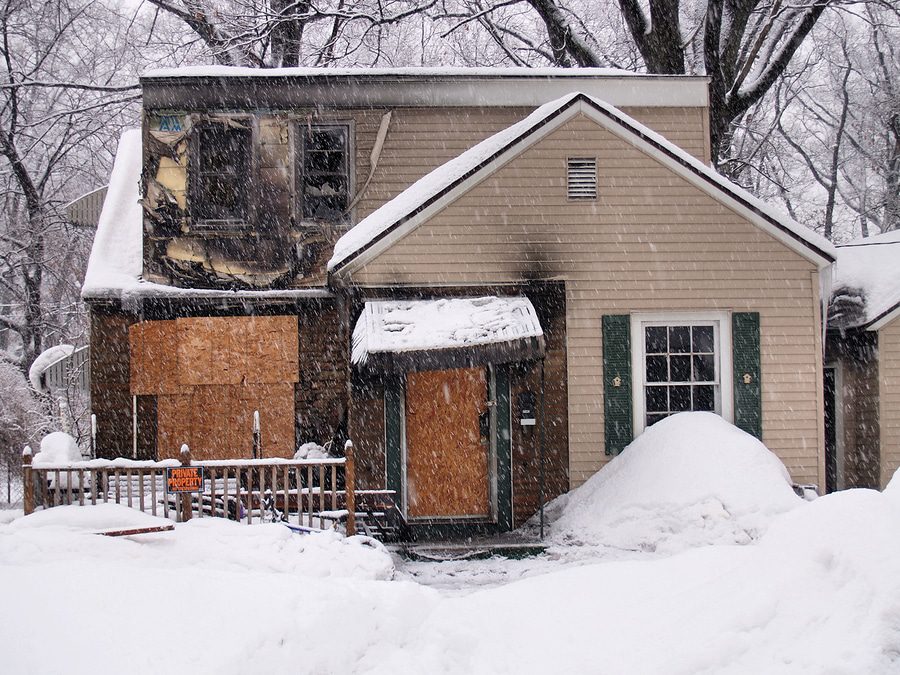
[350,113,822,487]
[353,106,709,220]
[879,318,900,488]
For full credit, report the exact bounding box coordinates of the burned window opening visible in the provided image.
[300,124,349,222]
[191,124,251,225]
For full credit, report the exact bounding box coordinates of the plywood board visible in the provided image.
[241,383,296,458]
[156,394,193,461]
[405,367,490,518]
[129,321,181,395]
[241,316,299,384]
[177,317,243,386]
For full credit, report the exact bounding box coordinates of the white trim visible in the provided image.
[868,305,900,332]
[333,96,834,277]
[630,311,733,436]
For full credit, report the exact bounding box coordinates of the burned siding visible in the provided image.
[89,305,140,459]
[825,330,880,489]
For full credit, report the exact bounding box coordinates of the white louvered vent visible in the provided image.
[567,157,597,200]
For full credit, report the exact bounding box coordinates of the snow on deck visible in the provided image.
[833,229,900,327]
[328,92,835,272]
[351,296,542,365]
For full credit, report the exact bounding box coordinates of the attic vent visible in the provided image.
[567,157,597,200]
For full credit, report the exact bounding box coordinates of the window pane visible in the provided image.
[670,355,691,382]
[195,126,249,222]
[693,354,715,382]
[646,355,668,383]
[693,385,715,411]
[670,385,691,412]
[646,386,668,413]
[692,325,714,353]
[646,413,669,427]
[669,326,690,353]
[645,326,667,353]
[303,126,348,220]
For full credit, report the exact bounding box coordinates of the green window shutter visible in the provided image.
[732,312,762,439]
[602,315,633,455]
[494,365,513,532]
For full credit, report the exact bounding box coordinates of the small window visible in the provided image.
[301,125,350,221]
[192,124,251,224]
[567,157,597,200]
[631,312,733,434]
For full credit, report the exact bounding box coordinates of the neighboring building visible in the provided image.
[83,68,835,535]
[826,230,900,491]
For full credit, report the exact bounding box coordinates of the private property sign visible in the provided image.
[166,467,204,493]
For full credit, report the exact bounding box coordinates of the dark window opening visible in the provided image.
[192,125,251,224]
[643,323,719,427]
[301,125,349,221]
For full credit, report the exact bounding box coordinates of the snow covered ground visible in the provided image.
[2,413,899,674]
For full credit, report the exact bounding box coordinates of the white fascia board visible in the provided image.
[334,103,585,279]
[868,304,900,332]
[338,98,831,279]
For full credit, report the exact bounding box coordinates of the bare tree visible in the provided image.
[0,0,141,371]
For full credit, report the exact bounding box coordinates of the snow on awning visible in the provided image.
[352,296,545,372]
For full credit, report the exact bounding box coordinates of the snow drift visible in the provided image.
[547,412,802,553]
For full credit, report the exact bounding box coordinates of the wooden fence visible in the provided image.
[22,444,357,535]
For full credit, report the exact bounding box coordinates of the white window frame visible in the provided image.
[630,311,733,435]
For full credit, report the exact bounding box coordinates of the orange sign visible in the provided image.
[166,467,204,493]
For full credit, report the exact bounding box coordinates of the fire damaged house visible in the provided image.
[825,230,900,492]
[82,68,836,535]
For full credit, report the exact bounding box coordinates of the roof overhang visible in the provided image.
[141,67,709,110]
[867,301,900,332]
[330,94,835,279]
[352,296,545,373]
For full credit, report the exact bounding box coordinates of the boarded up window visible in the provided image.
[567,157,597,200]
[129,316,298,460]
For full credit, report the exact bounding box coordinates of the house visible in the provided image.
[82,68,835,536]
[826,230,900,492]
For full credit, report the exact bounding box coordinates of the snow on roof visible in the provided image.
[28,344,74,392]
[352,296,542,365]
[143,66,656,80]
[328,92,836,273]
[832,230,900,329]
[81,129,143,299]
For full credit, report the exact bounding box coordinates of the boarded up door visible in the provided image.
[405,367,490,518]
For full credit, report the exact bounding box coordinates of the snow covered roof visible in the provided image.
[81,129,143,299]
[144,66,669,80]
[352,296,544,371]
[831,230,900,330]
[328,92,836,275]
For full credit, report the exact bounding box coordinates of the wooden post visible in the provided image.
[180,444,192,523]
[252,410,261,460]
[345,440,356,537]
[22,447,33,515]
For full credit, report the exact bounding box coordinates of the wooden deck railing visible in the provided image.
[22,443,357,535]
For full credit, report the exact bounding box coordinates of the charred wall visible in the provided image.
[825,330,880,489]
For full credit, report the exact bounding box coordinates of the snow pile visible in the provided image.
[32,431,83,465]
[81,129,143,298]
[832,229,900,327]
[294,442,330,460]
[28,344,74,392]
[145,65,636,79]
[10,503,170,534]
[548,412,801,554]
[3,488,900,672]
[352,296,542,365]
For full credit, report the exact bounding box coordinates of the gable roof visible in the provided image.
[328,92,836,276]
[832,230,900,331]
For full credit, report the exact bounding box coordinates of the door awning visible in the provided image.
[352,296,545,372]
